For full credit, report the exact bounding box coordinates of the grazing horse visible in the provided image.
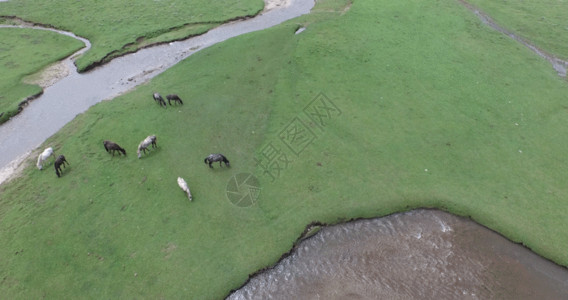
[137,135,157,158]
[204,153,230,168]
[37,147,55,170]
[166,94,183,105]
[54,155,69,177]
[153,92,167,108]
[103,140,126,156]
[177,177,192,201]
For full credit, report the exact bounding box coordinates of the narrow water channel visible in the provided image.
[228,209,568,299]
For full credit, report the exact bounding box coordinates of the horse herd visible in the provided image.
[35,93,231,200]
[153,92,183,108]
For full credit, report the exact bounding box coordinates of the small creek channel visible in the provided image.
[457,0,568,77]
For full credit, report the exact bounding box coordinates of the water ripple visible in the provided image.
[227,209,568,299]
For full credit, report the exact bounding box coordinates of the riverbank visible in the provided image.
[0,0,264,72]
[0,26,85,124]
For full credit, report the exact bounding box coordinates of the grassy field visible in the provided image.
[467,0,568,60]
[1,0,568,298]
[0,0,264,72]
[0,27,84,124]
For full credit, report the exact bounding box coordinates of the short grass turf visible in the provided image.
[0,27,84,124]
[0,0,264,71]
[1,0,568,298]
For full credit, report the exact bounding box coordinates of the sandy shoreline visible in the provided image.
[0,150,32,186]
[263,0,291,12]
[23,61,71,89]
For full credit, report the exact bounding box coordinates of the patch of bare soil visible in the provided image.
[263,0,292,12]
[0,150,32,186]
[23,61,70,89]
[341,1,352,15]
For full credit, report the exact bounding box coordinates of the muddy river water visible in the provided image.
[228,209,568,299]
[1,0,568,298]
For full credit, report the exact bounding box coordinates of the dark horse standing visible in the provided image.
[166,94,183,105]
[103,140,126,156]
[153,92,167,108]
[204,153,230,168]
[54,155,69,177]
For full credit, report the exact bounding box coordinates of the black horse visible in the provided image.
[153,92,167,108]
[103,140,126,156]
[54,155,69,177]
[166,94,183,105]
[204,153,230,168]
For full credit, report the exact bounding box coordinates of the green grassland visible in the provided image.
[0,27,84,124]
[1,0,568,298]
[0,0,264,72]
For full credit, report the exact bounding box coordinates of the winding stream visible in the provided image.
[0,0,315,182]
[0,21,92,71]
[0,21,91,91]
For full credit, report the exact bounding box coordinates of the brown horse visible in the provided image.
[103,140,126,156]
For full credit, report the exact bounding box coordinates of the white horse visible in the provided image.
[137,135,157,158]
[36,147,54,170]
[177,177,192,201]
